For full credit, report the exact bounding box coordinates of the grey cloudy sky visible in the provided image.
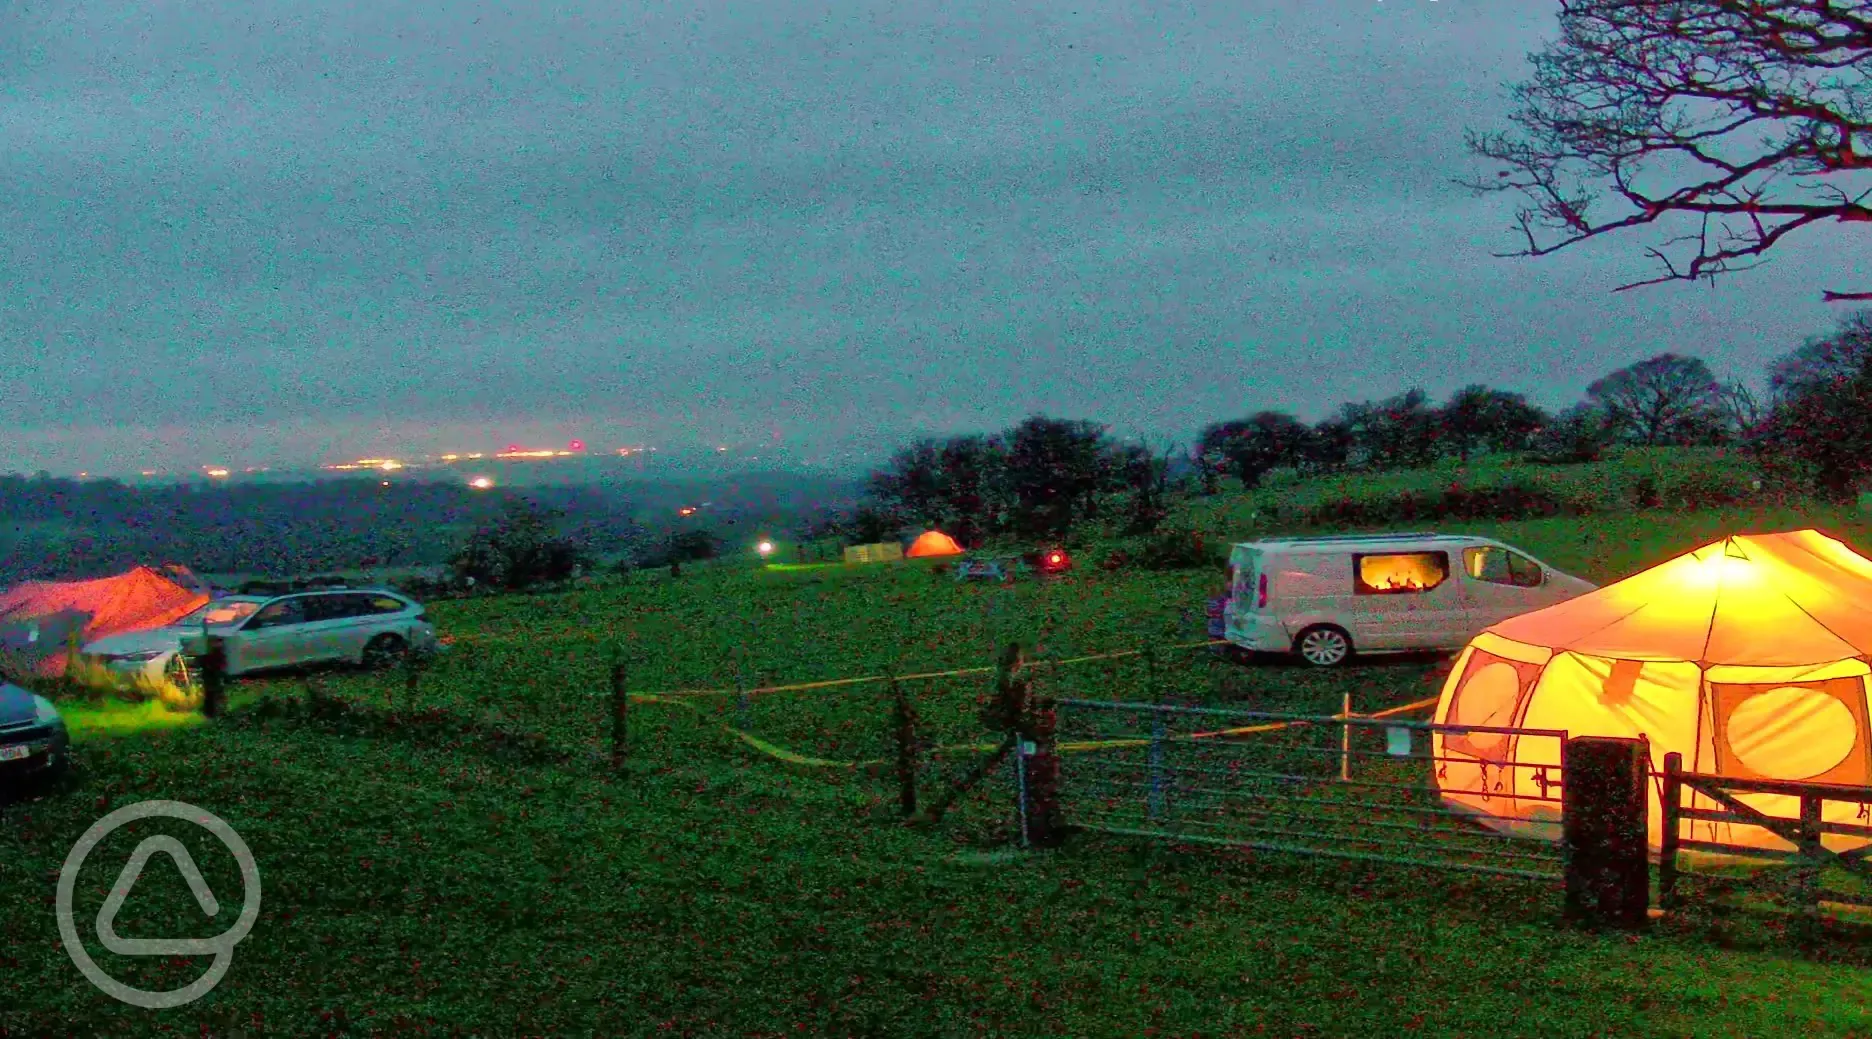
[0,0,1865,476]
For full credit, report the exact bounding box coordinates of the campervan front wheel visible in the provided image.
[1294,625,1352,668]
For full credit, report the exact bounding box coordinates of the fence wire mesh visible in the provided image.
[1056,699,1569,881]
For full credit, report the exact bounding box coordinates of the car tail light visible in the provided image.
[1256,573,1268,609]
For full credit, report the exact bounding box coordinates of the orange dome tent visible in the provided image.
[0,565,210,676]
[1433,529,1872,852]
[905,530,964,558]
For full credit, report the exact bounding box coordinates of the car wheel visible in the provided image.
[1294,625,1353,668]
[362,634,408,671]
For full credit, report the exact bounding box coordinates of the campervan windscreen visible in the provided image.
[1230,550,1258,598]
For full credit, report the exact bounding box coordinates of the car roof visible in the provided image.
[1236,532,1489,551]
[268,587,407,599]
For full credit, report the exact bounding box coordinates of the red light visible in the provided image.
[505,444,521,453]
[1049,553,1062,564]
[569,440,585,452]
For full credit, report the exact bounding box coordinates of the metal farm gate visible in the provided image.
[1053,699,1570,881]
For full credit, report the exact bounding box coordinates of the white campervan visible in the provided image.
[1221,532,1596,667]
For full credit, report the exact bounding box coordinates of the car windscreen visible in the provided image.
[182,600,264,626]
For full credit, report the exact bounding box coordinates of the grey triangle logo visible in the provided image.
[95,836,224,956]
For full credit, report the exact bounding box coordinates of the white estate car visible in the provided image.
[80,596,272,685]
[1219,532,1597,667]
[173,587,441,677]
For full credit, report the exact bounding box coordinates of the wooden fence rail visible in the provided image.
[1659,751,1872,914]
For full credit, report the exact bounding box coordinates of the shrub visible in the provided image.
[1296,479,1574,527]
[637,530,722,568]
[1133,529,1224,570]
[1656,466,1756,510]
[65,653,198,711]
[451,501,591,591]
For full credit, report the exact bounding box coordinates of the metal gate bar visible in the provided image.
[1055,698,1568,881]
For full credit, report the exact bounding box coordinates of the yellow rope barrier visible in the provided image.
[625,639,1236,700]
[631,694,889,769]
[627,691,1445,768]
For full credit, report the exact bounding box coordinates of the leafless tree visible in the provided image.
[1464,0,1872,301]
[1717,380,1769,433]
[1585,353,1729,445]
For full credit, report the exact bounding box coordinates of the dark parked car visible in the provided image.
[0,683,70,791]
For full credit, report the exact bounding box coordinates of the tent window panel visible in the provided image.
[1353,552,1449,595]
[1443,649,1543,763]
[1727,686,1857,781]
[1711,678,1870,786]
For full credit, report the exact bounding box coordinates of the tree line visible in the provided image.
[859,313,1872,546]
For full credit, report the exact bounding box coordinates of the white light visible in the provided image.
[469,476,494,489]
[757,541,774,556]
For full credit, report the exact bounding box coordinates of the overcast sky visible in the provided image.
[1,0,1866,476]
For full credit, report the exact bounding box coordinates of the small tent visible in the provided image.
[0,566,210,676]
[843,542,905,565]
[905,530,964,559]
[1433,529,1872,852]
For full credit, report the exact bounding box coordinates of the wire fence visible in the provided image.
[201,632,1450,851]
[1054,699,1567,880]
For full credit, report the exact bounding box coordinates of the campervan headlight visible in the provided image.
[32,695,61,727]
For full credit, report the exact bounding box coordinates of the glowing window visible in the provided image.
[1354,552,1449,595]
[1727,686,1857,780]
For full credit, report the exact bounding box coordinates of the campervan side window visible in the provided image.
[1353,552,1449,595]
[1464,546,1543,588]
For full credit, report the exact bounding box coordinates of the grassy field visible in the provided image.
[6,499,1872,1035]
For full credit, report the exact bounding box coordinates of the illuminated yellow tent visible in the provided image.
[843,542,905,564]
[905,530,964,558]
[1433,529,1872,852]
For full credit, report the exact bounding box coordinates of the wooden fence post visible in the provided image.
[890,673,919,817]
[1340,691,1354,782]
[397,648,423,710]
[1147,709,1167,823]
[1025,695,1064,848]
[1658,751,1682,910]
[1562,735,1651,930]
[610,658,629,774]
[1797,792,1824,936]
[200,635,227,720]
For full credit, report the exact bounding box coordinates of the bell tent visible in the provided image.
[1432,529,1872,852]
[0,565,210,676]
[905,530,964,558]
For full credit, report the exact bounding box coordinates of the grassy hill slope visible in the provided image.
[8,495,1872,1035]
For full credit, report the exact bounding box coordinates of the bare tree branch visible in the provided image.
[1463,0,1872,299]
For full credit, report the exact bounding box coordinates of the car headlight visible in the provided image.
[32,695,61,726]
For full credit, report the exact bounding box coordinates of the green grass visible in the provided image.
[8,495,1872,1035]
